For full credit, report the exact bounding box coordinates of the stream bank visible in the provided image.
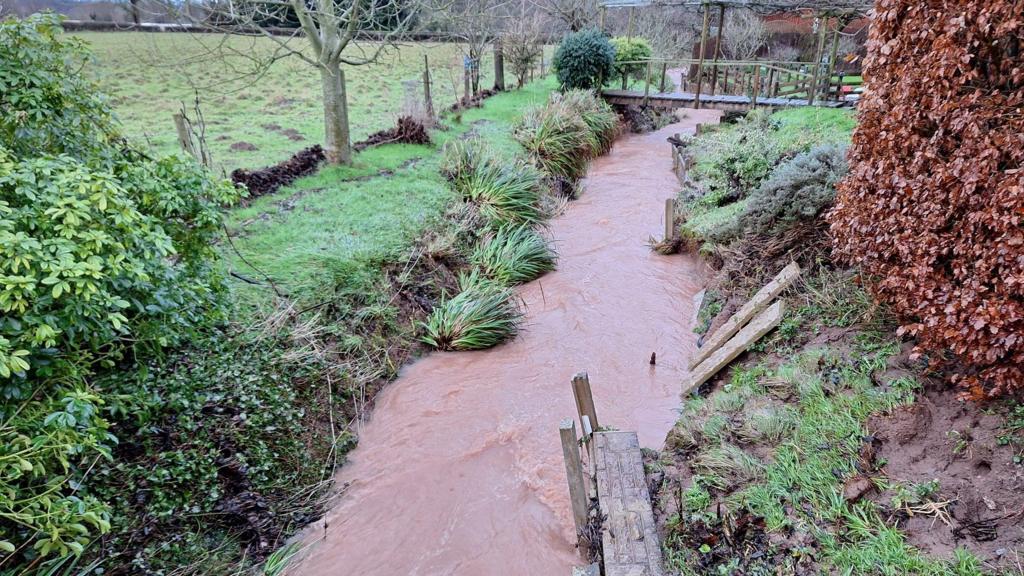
[288,110,722,575]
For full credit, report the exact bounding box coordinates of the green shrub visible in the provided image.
[442,139,545,227]
[610,36,653,85]
[472,225,557,285]
[514,100,592,181]
[552,29,615,90]
[0,14,238,563]
[421,274,522,350]
[558,89,618,155]
[709,144,848,242]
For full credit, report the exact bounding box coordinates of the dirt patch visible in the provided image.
[353,116,431,152]
[616,105,672,134]
[230,145,325,199]
[281,128,305,142]
[867,382,1024,568]
[446,88,499,114]
[230,141,259,152]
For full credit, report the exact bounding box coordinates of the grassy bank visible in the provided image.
[75,32,545,173]
[654,109,1023,575]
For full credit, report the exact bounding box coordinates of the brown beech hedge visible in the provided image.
[829,1,1023,398]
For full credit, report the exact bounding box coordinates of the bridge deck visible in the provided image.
[602,89,848,111]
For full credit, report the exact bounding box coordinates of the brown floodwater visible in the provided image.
[289,111,721,576]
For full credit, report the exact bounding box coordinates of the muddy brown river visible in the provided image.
[290,111,721,575]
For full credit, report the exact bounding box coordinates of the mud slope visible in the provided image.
[289,109,723,576]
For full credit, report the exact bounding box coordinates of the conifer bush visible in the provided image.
[552,29,615,90]
[829,0,1024,397]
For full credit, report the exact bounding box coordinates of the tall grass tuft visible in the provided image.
[559,89,619,155]
[442,139,545,226]
[514,100,592,181]
[472,225,557,285]
[421,274,523,350]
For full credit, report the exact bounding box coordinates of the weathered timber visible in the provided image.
[173,113,198,160]
[664,198,677,240]
[572,371,600,435]
[601,89,848,112]
[595,431,664,576]
[688,261,800,370]
[560,419,589,544]
[683,300,786,395]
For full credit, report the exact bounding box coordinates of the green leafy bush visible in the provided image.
[421,273,522,351]
[0,14,238,563]
[709,144,848,242]
[610,37,653,85]
[442,140,545,226]
[552,29,615,90]
[472,225,557,285]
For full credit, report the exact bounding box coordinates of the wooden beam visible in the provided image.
[684,300,786,394]
[710,3,725,96]
[695,3,710,109]
[825,22,841,100]
[422,54,434,120]
[664,198,676,240]
[560,419,589,542]
[643,60,652,106]
[808,15,828,105]
[689,261,799,370]
[571,372,599,435]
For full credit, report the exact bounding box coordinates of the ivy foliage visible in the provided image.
[552,29,615,91]
[0,13,238,563]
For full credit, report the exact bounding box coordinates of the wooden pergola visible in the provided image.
[598,0,870,105]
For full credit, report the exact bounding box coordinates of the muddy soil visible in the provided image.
[867,362,1024,569]
[287,110,722,575]
[353,115,431,152]
[230,145,325,199]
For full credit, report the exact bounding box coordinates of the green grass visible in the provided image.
[472,224,557,285]
[222,78,557,312]
[420,272,523,350]
[76,31,552,172]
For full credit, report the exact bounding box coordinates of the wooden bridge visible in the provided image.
[602,88,848,112]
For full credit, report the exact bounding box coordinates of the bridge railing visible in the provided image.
[608,57,863,108]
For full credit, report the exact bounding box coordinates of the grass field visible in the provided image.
[76,32,543,172]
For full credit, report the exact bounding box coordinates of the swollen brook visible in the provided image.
[290,110,722,575]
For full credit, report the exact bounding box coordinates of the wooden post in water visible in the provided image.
[572,372,599,436]
[695,3,710,109]
[173,113,198,161]
[664,198,676,240]
[559,419,589,541]
[422,54,434,120]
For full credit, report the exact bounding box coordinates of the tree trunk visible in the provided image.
[493,39,505,91]
[320,63,352,165]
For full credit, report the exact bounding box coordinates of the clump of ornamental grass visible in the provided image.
[421,272,523,351]
[558,89,618,155]
[514,100,592,181]
[442,139,545,226]
[472,224,557,285]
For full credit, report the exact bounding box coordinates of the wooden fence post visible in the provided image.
[808,15,828,105]
[643,60,652,106]
[710,3,725,95]
[422,54,434,120]
[173,113,198,161]
[560,419,589,542]
[751,64,760,108]
[572,372,599,436]
[695,3,710,109]
[659,61,667,92]
[664,198,676,240]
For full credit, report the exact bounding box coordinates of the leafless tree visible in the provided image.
[502,2,544,88]
[723,8,768,60]
[436,0,512,94]
[629,7,700,59]
[183,0,431,165]
[770,43,802,62]
[531,0,597,32]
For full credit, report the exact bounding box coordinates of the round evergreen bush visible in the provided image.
[552,29,615,90]
[610,37,653,85]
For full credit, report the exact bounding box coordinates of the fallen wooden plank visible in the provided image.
[688,261,800,370]
[683,300,786,395]
[594,431,664,576]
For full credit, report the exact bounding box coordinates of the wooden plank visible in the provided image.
[594,431,664,576]
[683,301,786,395]
[688,261,799,370]
[560,419,589,543]
[664,198,676,240]
[572,372,599,435]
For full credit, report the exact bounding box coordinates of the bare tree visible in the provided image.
[437,0,511,95]
[502,2,544,88]
[723,8,768,60]
[531,0,597,32]
[630,7,700,60]
[185,0,427,165]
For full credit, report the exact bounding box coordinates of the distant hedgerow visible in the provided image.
[828,0,1024,398]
